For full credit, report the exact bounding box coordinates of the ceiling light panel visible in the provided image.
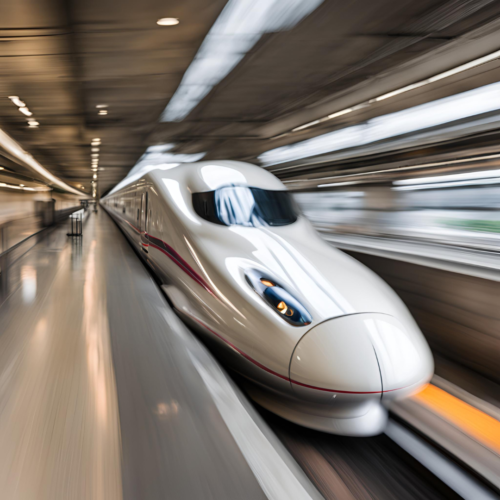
[19,107,32,117]
[9,96,25,107]
[161,0,323,122]
[157,17,179,26]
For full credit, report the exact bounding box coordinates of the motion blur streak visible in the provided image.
[414,385,500,454]
[0,127,82,196]
[260,81,500,166]
[161,0,323,121]
[190,354,315,500]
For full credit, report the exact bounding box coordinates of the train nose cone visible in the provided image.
[363,313,434,399]
[290,315,382,401]
[290,313,433,401]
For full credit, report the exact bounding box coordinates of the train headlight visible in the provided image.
[245,271,312,326]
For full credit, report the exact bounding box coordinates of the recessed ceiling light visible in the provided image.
[91,147,99,152]
[93,174,97,179]
[91,153,99,158]
[9,96,26,107]
[157,17,179,26]
[19,184,24,187]
[98,110,108,115]
[19,107,32,117]
[92,137,101,143]
[96,104,108,109]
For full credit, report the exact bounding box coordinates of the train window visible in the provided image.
[193,186,298,227]
[192,191,225,225]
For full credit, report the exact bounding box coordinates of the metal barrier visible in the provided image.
[67,209,84,237]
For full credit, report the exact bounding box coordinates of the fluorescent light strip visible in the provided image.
[292,120,321,132]
[328,107,354,119]
[161,0,323,122]
[394,168,500,186]
[291,108,356,133]
[260,81,500,167]
[0,127,82,195]
[287,48,500,134]
[393,177,500,191]
[0,183,46,192]
[317,181,361,188]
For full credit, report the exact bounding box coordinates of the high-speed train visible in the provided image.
[102,161,433,436]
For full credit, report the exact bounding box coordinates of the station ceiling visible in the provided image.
[1,0,500,195]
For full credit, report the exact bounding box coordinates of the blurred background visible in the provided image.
[2,0,500,498]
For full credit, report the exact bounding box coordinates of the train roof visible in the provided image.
[149,161,286,193]
[106,160,286,196]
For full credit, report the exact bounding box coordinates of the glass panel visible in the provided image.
[192,191,225,225]
[250,188,297,226]
[216,186,259,226]
[192,186,298,227]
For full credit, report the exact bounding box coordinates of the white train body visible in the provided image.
[103,161,433,436]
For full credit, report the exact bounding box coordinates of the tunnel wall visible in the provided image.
[346,251,500,384]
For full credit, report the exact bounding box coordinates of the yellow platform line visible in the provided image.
[413,384,500,454]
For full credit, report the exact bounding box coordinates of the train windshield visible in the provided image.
[192,186,298,227]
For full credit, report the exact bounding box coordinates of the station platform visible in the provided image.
[0,210,319,500]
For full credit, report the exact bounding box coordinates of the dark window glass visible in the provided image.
[192,186,297,227]
[192,191,225,225]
